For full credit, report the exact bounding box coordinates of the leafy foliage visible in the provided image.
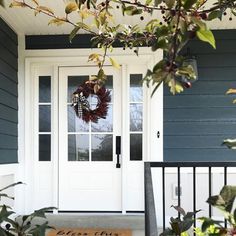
[9,0,236,94]
[222,88,236,149]
[0,182,55,236]
[161,185,236,236]
[161,205,199,236]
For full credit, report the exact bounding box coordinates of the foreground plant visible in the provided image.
[161,185,236,236]
[9,0,236,95]
[0,182,55,236]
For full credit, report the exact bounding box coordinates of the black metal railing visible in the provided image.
[144,161,236,236]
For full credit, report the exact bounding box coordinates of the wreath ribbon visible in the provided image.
[72,92,90,118]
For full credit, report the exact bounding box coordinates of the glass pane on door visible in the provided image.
[67,75,114,162]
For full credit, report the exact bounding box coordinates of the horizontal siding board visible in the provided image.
[164,95,235,108]
[186,40,236,55]
[212,30,236,40]
[0,149,17,164]
[0,134,17,149]
[164,135,230,149]
[164,149,236,162]
[164,81,236,95]
[0,32,17,57]
[0,18,17,44]
[0,119,17,136]
[0,74,17,95]
[197,68,236,81]
[0,58,17,82]
[197,54,236,68]
[0,44,17,70]
[164,107,236,122]
[0,89,18,109]
[164,122,236,136]
[0,104,18,123]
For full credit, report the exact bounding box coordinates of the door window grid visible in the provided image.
[38,76,51,162]
[67,76,113,162]
[129,74,143,161]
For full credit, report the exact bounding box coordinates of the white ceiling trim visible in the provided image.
[0,0,236,36]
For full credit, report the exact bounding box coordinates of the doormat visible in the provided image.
[47,228,132,236]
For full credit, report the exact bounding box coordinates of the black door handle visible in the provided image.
[116,136,121,168]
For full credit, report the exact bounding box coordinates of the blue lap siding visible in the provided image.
[0,18,18,164]
[164,30,236,161]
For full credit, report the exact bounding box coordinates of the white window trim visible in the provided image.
[20,47,163,214]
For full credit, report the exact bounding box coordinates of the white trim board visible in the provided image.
[19,48,163,214]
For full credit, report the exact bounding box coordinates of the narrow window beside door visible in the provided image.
[38,76,51,161]
[130,74,143,161]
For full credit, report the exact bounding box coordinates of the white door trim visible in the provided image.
[23,48,163,214]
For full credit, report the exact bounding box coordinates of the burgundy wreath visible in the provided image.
[72,82,111,123]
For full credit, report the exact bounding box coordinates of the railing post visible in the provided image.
[145,162,158,236]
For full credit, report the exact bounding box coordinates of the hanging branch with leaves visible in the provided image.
[9,0,236,94]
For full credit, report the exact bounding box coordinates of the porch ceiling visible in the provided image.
[0,0,236,35]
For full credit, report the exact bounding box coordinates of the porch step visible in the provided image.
[46,214,144,236]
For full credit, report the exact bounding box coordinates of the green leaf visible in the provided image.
[226,88,236,95]
[69,26,81,42]
[220,185,236,212]
[200,218,216,232]
[48,18,66,26]
[0,182,23,192]
[183,0,197,10]
[9,1,26,7]
[145,0,152,5]
[0,205,14,223]
[171,205,186,216]
[165,0,175,8]
[222,139,236,149]
[168,79,184,95]
[207,10,222,21]
[124,6,142,16]
[154,0,162,6]
[65,2,78,14]
[76,22,91,31]
[30,207,56,219]
[196,29,216,49]
[191,16,207,30]
[109,58,120,69]
[176,65,196,80]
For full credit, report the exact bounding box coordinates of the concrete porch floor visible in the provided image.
[45,214,145,235]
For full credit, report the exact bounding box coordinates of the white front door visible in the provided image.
[58,66,122,211]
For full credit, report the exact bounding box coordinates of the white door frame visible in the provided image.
[23,48,163,214]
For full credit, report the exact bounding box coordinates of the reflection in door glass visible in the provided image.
[67,76,89,102]
[68,106,89,132]
[130,74,143,102]
[68,134,89,161]
[91,105,113,132]
[91,134,113,161]
[39,76,51,103]
[39,105,51,132]
[130,104,142,132]
[130,134,142,161]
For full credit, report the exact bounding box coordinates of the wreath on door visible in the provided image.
[72,81,111,123]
